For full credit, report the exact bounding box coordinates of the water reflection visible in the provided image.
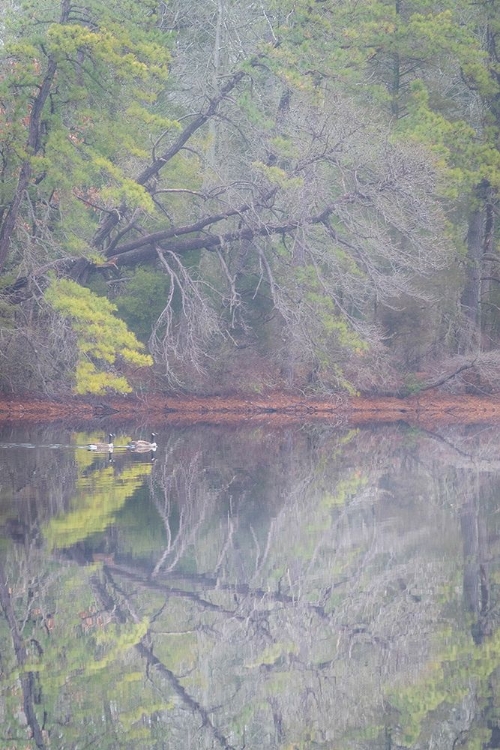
[0,420,499,748]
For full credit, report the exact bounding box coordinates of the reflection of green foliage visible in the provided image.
[155,631,198,674]
[245,640,298,669]
[0,297,15,328]
[91,620,149,669]
[388,621,500,746]
[0,562,169,747]
[44,462,154,549]
[115,485,168,561]
[319,475,367,511]
[302,473,367,548]
[5,422,500,748]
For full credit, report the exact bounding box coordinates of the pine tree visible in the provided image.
[45,279,152,394]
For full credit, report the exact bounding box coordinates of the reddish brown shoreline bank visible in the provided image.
[2,392,500,427]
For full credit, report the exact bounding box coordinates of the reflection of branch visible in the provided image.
[150,453,214,576]
[214,515,237,577]
[0,563,47,749]
[92,571,236,750]
[106,564,242,618]
[137,640,237,750]
[416,425,500,470]
[108,562,330,619]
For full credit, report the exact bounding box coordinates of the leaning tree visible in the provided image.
[0,0,453,393]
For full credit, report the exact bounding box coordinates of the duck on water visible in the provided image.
[127,433,157,453]
[87,433,114,452]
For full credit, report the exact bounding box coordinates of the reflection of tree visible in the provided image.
[45,461,154,550]
[90,570,237,750]
[2,423,500,747]
[0,426,79,543]
[460,470,492,645]
[149,448,215,577]
[0,561,47,749]
[416,425,500,649]
[73,426,461,745]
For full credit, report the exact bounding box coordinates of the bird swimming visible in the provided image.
[87,433,114,452]
[127,433,157,452]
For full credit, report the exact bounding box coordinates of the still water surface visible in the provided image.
[0,419,499,749]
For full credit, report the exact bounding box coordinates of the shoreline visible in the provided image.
[1,392,500,427]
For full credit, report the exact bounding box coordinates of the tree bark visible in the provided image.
[460,178,493,350]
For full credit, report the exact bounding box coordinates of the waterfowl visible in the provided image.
[87,433,114,452]
[127,433,157,453]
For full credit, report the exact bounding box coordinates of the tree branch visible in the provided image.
[92,68,249,249]
[108,203,335,267]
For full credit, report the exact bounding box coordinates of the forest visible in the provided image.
[1,0,500,399]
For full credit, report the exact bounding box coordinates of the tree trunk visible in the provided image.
[460,180,496,351]
[0,0,70,273]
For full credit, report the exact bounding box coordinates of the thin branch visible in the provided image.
[92,67,250,248]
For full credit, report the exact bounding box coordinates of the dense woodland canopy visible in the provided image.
[0,0,500,396]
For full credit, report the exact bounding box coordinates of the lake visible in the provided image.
[0,418,499,749]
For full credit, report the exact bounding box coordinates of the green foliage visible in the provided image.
[114,267,170,342]
[403,373,425,395]
[45,278,153,394]
[0,0,174,265]
[399,80,496,194]
[271,0,500,195]
[289,263,369,387]
[0,297,15,328]
[252,160,304,190]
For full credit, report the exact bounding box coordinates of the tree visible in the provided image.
[0,0,460,393]
[338,0,500,353]
[0,0,171,269]
[45,279,152,394]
